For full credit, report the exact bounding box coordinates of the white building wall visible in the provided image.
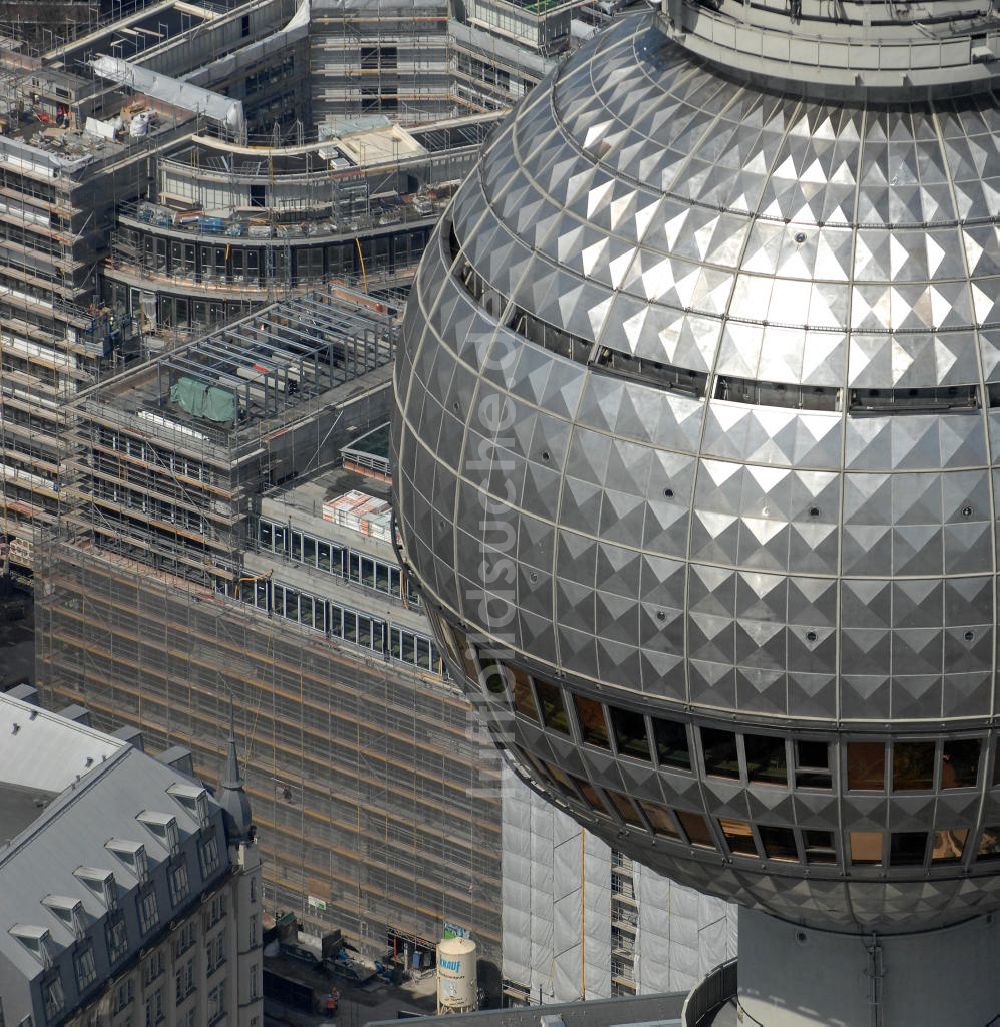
[633,861,737,994]
[502,765,737,1003]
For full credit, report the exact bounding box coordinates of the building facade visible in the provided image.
[0,688,263,1027]
[34,289,505,992]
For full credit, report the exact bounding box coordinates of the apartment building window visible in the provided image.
[74,942,98,991]
[144,986,163,1027]
[105,913,128,964]
[168,858,190,906]
[199,833,221,879]
[250,915,258,947]
[205,893,227,929]
[251,963,260,1000]
[208,982,226,1023]
[174,921,196,959]
[142,951,164,988]
[174,958,195,1003]
[250,877,258,904]
[207,929,226,975]
[113,977,134,1013]
[41,972,64,1019]
[137,886,159,935]
[389,627,443,673]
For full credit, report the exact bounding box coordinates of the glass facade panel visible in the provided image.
[893,741,936,792]
[701,728,740,779]
[847,742,886,791]
[977,828,1000,860]
[653,718,690,770]
[606,789,642,826]
[759,826,798,862]
[795,740,832,789]
[638,800,679,839]
[803,830,837,864]
[574,694,611,749]
[478,657,508,696]
[611,707,650,761]
[570,774,605,811]
[511,666,539,722]
[941,739,980,789]
[889,832,927,866]
[931,829,968,863]
[535,678,570,734]
[850,831,884,865]
[719,818,757,857]
[744,734,787,786]
[676,811,715,849]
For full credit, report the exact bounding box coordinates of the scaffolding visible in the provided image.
[34,283,504,982]
[59,285,398,588]
[35,536,504,970]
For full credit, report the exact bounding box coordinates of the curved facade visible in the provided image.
[392,10,1000,932]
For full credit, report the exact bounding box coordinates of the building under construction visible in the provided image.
[34,285,504,981]
[0,0,581,583]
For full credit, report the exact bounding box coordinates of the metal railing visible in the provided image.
[681,958,738,1027]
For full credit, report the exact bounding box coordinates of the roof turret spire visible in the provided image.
[218,698,253,844]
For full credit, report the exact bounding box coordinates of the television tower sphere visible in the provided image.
[392,1,1000,1015]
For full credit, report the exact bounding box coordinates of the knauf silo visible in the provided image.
[435,936,477,1014]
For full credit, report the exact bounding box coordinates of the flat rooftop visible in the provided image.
[263,459,392,523]
[73,286,398,446]
[366,993,688,1027]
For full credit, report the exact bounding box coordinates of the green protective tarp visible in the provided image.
[203,385,237,423]
[169,376,237,423]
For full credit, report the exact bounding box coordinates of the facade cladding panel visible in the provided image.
[392,11,1000,933]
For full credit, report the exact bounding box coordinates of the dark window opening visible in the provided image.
[715,374,839,411]
[892,741,936,792]
[941,738,980,789]
[477,656,508,696]
[759,826,798,862]
[574,694,611,749]
[652,718,690,770]
[719,818,757,857]
[803,830,837,865]
[853,384,979,414]
[676,811,715,849]
[611,707,650,761]
[890,832,928,867]
[249,184,266,208]
[847,741,886,791]
[534,678,570,734]
[569,774,604,811]
[606,789,642,827]
[511,666,539,722]
[592,347,708,399]
[638,801,679,839]
[744,734,787,786]
[795,739,832,789]
[700,727,739,780]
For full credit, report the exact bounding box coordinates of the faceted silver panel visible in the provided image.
[392,11,1000,932]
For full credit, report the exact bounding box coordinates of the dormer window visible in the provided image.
[9,925,55,968]
[74,867,118,911]
[42,897,86,941]
[105,840,149,885]
[137,811,180,856]
[167,784,211,829]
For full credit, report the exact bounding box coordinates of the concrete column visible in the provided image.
[737,907,1000,1026]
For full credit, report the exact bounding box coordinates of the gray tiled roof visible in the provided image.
[0,693,232,1024]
